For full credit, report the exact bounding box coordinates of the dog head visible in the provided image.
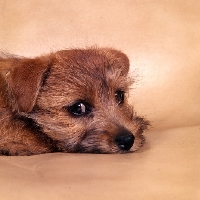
[5,48,148,153]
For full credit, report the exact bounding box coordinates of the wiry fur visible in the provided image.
[0,48,149,156]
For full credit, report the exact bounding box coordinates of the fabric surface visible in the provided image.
[0,127,199,200]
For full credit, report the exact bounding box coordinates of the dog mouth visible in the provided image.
[68,129,135,154]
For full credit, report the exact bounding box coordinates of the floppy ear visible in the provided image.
[6,56,54,113]
[100,48,130,75]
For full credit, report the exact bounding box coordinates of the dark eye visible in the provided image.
[65,101,92,116]
[115,90,125,105]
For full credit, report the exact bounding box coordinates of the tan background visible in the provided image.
[0,1,200,200]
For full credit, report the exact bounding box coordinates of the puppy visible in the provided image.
[0,48,149,156]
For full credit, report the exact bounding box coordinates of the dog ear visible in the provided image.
[5,56,54,113]
[100,48,130,75]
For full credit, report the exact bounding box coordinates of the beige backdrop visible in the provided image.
[0,1,199,200]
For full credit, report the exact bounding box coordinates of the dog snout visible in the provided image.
[115,131,135,151]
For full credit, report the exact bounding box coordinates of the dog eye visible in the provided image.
[115,90,125,105]
[65,101,92,116]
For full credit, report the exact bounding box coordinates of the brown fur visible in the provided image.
[0,48,149,156]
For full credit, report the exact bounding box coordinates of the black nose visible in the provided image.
[115,133,135,151]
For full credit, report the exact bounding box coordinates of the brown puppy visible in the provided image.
[0,48,149,156]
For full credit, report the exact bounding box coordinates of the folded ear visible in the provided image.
[99,48,130,75]
[6,56,54,113]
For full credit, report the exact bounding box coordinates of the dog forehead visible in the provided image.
[55,48,129,74]
[51,49,130,90]
[38,49,131,104]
